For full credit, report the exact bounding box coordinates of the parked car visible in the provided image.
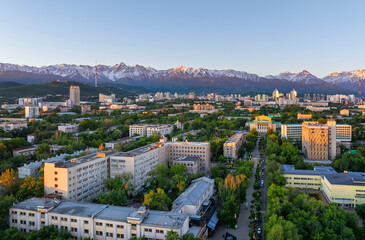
[260,180,264,186]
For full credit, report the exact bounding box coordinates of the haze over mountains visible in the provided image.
[0,62,363,94]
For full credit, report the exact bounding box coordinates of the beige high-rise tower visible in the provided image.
[302,119,337,161]
[69,85,80,106]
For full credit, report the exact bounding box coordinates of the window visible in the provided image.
[84,229,89,234]
[71,227,77,232]
[117,234,124,238]
[61,217,67,221]
[55,184,58,187]
[117,225,123,229]
[55,178,58,181]
[156,229,164,234]
[132,224,137,230]
[145,228,152,232]
[106,223,113,227]
[84,221,89,224]
[96,222,102,226]
[96,231,102,236]
[106,232,113,237]
[71,219,77,223]
[29,213,35,217]
[12,219,17,223]
[51,216,57,220]
[54,171,58,175]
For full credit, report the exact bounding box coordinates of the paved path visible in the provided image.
[214,139,260,240]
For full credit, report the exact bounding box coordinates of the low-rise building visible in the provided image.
[9,198,189,239]
[172,177,214,215]
[105,137,135,149]
[297,113,312,120]
[27,133,36,144]
[248,115,276,134]
[171,156,200,174]
[13,146,37,159]
[223,132,244,159]
[340,109,350,116]
[58,124,79,133]
[99,93,116,103]
[0,121,27,132]
[282,164,365,207]
[147,125,173,137]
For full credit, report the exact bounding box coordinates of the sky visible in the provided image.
[0,0,364,77]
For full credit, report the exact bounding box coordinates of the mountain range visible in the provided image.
[0,62,363,94]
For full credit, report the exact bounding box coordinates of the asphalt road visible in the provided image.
[214,139,260,240]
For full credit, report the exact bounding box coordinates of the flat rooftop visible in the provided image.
[282,164,336,176]
[225,133,244,144]
[325,172,365,186]
[11,197,60,211]
[106,137,134,144]
[12,198,188,229]
[52,152,112,168]
[112,143,160,157]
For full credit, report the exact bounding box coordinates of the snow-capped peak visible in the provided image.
[265,70,322,84]
[323,69,365,84]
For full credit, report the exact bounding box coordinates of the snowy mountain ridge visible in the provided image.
[0,62,364,88]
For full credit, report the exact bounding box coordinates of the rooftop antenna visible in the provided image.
[95,60,98,88]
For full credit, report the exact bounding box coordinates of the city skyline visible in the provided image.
[1,0,365,77]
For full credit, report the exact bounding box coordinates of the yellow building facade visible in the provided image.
[283,165,365,207]
[249,116,276,133]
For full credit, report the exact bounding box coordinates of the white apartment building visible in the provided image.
[336,124,352,142]
[58,124,79,133]
[281,124,302,141]
[13,146,37,159]
[147,125,173,137]
[19,97,43,107]
[129,125,147,137]
[44,152,109,201]
[223,132,244,159]
[25,106,39,118]
[129,124,173,137]
[110,144,162,192]
[0,121,27,132]
[110,140,211,193]
[9,198,189,239]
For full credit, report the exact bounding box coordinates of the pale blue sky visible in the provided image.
[0,0,364,77]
